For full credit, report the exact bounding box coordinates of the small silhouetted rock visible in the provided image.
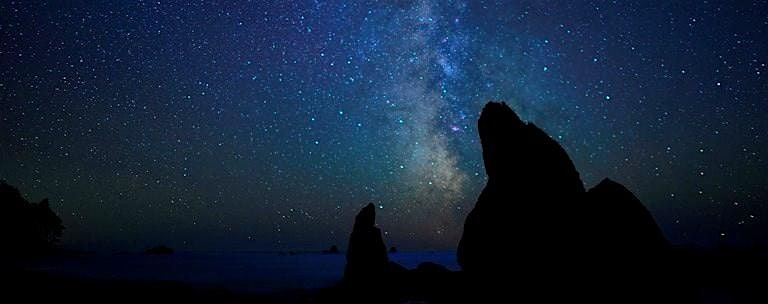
[344,203,389,281]
[145,245,174,255]
[331,203,413,303]
[323,245,340,254]
[388,246,397,253]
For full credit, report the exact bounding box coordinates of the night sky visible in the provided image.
[1,1,766,251]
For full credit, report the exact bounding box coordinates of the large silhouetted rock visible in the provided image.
[457,102,586,273]
[457,102,668,277]
[344,203,389,281]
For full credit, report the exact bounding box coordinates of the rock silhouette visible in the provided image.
[457,102,668,274]
[458,101,588,274]
[0,181,64,256]
[331,102,677,303]
[344,203,389,281]
[329,203,457,303]
[455,102,671,301]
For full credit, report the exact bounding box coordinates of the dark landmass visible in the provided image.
[0,181,64,257]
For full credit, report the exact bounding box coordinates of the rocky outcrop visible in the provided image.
[331,102,673,303]
[457,102,668,275]
[344,203,389,281]
[457,102,587,273]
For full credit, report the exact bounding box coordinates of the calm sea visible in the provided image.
[19,251,459,293]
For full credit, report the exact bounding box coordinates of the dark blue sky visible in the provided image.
[1,1,766,251]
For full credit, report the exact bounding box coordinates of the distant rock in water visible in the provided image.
[344,203,389,281]
[323,245,340,254]
[329,203,456,303]
[145,245,174,255]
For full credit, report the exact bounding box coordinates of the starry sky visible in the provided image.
[1,1,766,251]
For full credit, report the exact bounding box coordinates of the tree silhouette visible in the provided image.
[0,181,64,255]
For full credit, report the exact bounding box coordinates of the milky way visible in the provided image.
[1,1,766,250]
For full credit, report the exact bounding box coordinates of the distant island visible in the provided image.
[145,245,174,255]
[322,245,340,254]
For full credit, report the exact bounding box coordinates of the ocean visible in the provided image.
[18,251,459,294]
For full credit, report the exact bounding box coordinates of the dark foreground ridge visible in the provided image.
[319,102,767,303]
